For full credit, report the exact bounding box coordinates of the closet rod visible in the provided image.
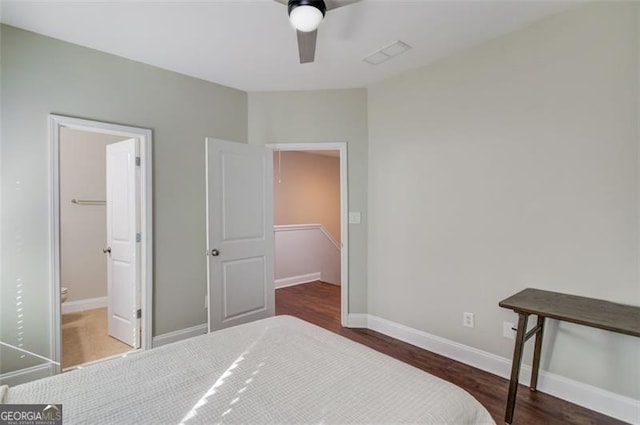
[71,199,106,205]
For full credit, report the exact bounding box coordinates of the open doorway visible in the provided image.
[267,143,348,327]
[49,115,152,372]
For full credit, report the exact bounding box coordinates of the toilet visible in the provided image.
[61,287,68,303]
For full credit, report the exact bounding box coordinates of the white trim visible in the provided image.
[274,272,322,289]
[267,142,349,327]
[152,324,208,348]
[61,296,108,314]
[205,139,211,330]
[357,314,639,424]
[346,313,369,328]
[0,364,55,387]
[274,224,341,252]
[49,115,153,374]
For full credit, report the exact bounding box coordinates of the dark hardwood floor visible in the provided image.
[276,281,627,425]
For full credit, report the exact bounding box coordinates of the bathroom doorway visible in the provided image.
[49,115,153,372]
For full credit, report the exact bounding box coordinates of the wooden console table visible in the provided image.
[499,288,640,424]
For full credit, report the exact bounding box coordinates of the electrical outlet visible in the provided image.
[503,321,515,339]
[463,312,474,328]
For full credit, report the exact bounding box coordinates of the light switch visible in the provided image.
[349,212,362,224]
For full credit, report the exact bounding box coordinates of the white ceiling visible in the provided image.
[0,0,578,92]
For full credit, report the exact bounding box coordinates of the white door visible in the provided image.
[106,138,140,348]
[206,138,274,332]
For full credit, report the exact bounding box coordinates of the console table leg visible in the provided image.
[505,313,529,424]
[530,316,545,392]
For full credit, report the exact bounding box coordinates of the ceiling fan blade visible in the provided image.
[325,0,361,11]
[297,30,317,64]
[275,0,359,63]
[273,0,360,11]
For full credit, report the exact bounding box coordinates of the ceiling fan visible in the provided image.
[274,0,361,64]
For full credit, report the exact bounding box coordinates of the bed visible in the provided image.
[1,316,495,424]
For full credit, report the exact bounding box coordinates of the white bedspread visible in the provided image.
[4,316,495,424]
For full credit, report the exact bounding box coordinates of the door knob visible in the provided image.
[103,247,111,254]
[210,249,220,257]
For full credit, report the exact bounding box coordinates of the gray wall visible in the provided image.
[367,2,639,398]
[249,90,368,313]
[0,24,247,372]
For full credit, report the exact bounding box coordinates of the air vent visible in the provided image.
[363,40,412,66]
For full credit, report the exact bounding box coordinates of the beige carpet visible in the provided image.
[62,307,132,369]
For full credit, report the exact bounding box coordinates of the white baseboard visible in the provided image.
[349,314,639,424]
[346,313,368,328]
[274,272,321,289]
[152,323,208,348]
[61,296,108,314]
[0,364,54,386]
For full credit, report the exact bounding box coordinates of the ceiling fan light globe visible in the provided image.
[289,5,324,32]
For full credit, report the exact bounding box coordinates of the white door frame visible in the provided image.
[49,115,153,373]
[266,142,349,326]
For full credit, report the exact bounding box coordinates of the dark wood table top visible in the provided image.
[499,288,640,337]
